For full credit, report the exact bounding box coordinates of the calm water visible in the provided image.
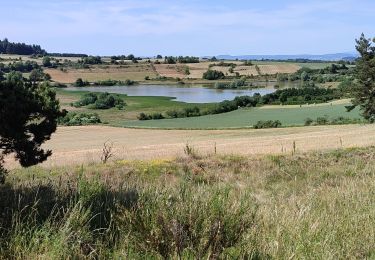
[66,84,277,103]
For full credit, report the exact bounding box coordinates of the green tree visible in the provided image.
[202,70,225,80]
[42,56,52,67]
[0,77,64,170]
[301,71,309,81]
[29,69,45,83]
[347,34,375,122]
[75,78,89,87]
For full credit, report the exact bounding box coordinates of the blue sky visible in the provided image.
[1,0,374,56]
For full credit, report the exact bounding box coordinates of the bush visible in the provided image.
[254,120,282,129]
[305,116,362,126]
[202,70,225,80]
[166,110,180,118]
[138,113,152,120]
[72,92,126,110]
[72,93,98,107]
[304,118,313,126]
[214,79,247,89]
[177,56,200,63]
[75,78,89,87]
[58,112,101,126]
[209,100,238,114]
[183,107,200,117]
[316,116,328,125]
[79,56,102,64]
[151,113,165,120]
[93,79,136,86]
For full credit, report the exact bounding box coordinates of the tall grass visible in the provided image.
[1,147,375,258]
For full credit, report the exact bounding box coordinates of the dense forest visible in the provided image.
[0,38,46,55]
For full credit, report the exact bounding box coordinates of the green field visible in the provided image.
[57,89,361,129]
[120,102,361,129]
[56,89,214,123]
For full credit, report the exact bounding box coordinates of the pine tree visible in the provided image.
[347,34,375,122]
[0,76,64,168]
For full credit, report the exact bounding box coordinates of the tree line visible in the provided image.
[164,56,200,64]
[138,87,342,121]
[0,38,46,55]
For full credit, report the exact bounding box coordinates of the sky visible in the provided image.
[1,0,374,56]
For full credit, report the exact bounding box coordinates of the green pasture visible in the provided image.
[120,103,361,129]
[56,89,214,123]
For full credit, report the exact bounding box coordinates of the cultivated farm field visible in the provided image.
[5,124,375,169]
[154,61,341,79]
[45,64,158,83]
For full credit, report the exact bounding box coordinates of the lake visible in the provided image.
[66,84,277,103]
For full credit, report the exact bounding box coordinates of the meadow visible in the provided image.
[121,101,361,129]
[1,146,375,258]
[57,88,360,129]
[56,89,215,122]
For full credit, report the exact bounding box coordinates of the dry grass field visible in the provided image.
[5,124,375,168]
[0,54,328,83]
[154,61,301,79]
[46,64,157,83]
[155,61,301,79]
[153,64,187,78]
[0,54,84,64]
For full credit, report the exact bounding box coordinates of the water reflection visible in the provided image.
[66,84,281,103]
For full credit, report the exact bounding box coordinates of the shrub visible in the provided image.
[58,112,101,126]
[166,110,179,118]
[138,113,152,120]
[304,118,313,126]
[215,79,247,89]
[177,56,200,63]
[202,70,225,80]
[124,79,136,86]
[151,113,165,120]
[183,107,200,117]
[72,93,98,107]
[75,78,89,87]
[79,56,102,64]
[209,100,237,114]
[316,116,329,125]
[254,120,282,129]
[72,92,126,110]
[306,116,362,126]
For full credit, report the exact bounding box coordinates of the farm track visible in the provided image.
[6,124,375,168]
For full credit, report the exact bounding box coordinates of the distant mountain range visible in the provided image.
[209,52,358,61]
